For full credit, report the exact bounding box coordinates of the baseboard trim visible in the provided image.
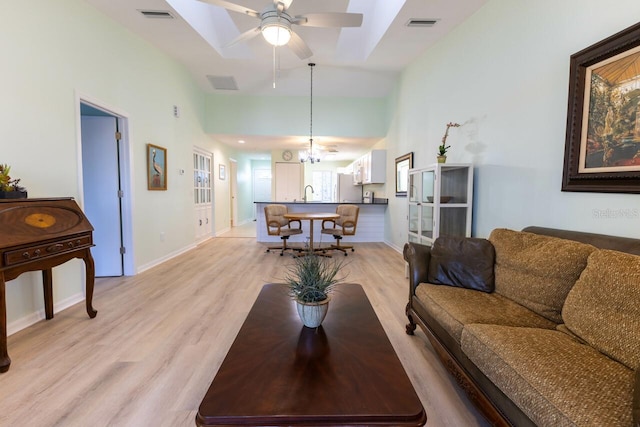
[137,243,197,274]
[8,292,85,336]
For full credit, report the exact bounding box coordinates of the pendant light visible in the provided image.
[300,63,321,163]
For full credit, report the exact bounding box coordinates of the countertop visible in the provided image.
[255,199,388,205]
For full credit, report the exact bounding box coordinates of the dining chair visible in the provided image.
[321,204,359,256]
[264,204,303,256]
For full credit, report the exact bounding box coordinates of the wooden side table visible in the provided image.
[0,198,97,373]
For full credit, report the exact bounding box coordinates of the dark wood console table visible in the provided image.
[0,198,97,373]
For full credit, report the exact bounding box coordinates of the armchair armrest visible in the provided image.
[321,219,336,229]
[287,219,302,230]
[340,220,356,235]
[267,220,282,235]
[403,242,432,295]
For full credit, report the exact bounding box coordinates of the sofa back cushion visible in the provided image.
[427,236,495,292]
[488,228,596,323]
[562,249,640,371]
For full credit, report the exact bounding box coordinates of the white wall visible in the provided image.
[384,0,640,248]
[0,0,238,330]
[206,94,389,139]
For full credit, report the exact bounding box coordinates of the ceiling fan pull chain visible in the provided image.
[272,45,276,88]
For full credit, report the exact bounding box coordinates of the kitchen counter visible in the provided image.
[255,201,387,244]
[254,199,388,205]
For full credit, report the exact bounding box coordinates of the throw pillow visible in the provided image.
[427,236,495,292]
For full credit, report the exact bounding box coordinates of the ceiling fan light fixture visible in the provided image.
[261,13,292,46]
[261,24,291,46]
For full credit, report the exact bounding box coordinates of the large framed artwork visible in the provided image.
[147,143,167,191]
[562,22,640,193]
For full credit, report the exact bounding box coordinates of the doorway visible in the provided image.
[230,159,238,227]
[79,99,134,276]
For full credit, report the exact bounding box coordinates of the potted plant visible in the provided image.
[284,254,346,328]
[0,164,27,199]
[437,122,460,163]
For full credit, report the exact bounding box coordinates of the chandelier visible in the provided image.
[300,63,321,163]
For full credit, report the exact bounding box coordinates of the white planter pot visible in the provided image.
[296,297,330,328]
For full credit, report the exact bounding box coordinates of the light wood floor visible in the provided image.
[0,234,488,427]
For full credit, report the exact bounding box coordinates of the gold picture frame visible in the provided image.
[147,143,167,191]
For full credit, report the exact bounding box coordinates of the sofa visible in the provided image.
[403,226,640,426]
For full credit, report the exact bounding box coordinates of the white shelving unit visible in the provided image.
[408,163,473,245]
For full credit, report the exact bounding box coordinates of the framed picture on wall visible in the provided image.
[219,164,226,180]
[147,143,167,191]
[395,152,413,196]
[562,22,640,193]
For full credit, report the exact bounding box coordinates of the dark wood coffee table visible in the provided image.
[196,283,426,426]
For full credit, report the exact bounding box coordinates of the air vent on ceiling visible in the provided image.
[406,19,439,27]
[138,10,175,19]
[207,75,238,91]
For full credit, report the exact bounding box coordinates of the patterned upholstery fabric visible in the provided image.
[562,249,640,371]
[488,228,596,323]
[415,284,555,343]
[461,324,635,426]
[264,204,290,231]
[322,204,359,236]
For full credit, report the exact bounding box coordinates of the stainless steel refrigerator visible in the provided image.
[335,173,362,202]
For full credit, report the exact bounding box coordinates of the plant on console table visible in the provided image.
[284,254,346,328]
[0,164,27,199]
[437,122,460,163]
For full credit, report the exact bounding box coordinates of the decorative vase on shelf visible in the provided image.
[437,155,447,164]
[296,297,331,328]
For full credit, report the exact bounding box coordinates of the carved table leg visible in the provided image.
[0,274,10,373]
[42,269,54,320]
[84,250,97,318]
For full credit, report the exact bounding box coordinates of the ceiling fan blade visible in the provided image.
[197,0,260,19]
[224,26,261,47]
[288,31,312,59]
[293,12,363,28]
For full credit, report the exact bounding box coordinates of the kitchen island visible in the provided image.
[255,202,387,245]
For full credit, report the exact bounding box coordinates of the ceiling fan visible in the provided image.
[198,0,363,59]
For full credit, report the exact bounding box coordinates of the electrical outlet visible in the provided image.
[160,232,165,242]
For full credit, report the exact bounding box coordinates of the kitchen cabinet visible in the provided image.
[275,162,302,201]
[352,149,386,185]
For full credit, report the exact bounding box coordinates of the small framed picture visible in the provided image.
[219,164,226,180]
[147,144,167,191]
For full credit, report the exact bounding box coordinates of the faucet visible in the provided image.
[303,185,314,203]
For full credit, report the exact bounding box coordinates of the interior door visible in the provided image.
[81,116,123,276]
[230,160,238,227]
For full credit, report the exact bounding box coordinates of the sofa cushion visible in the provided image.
[415,283,555,344]
[427,236,495,292]
[562,249,640,371]
[634,369,640,427]
[461,324,635,426]
[488,228,596,323]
